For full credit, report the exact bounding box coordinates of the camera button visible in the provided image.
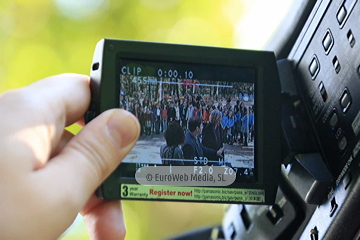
[347,30,355,47]
[333,56,341,74]
[338,136,347,151]
[337,5,347,26]
[309,55,320,79]
[340,89,351,113]
[322,30,334,54]
[318,81,328,102]
[329,112,338,128]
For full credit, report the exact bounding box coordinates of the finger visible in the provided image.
[76,117,86,127]
[0,74,90,130]
[26,73,91,127]
[0,74,91,168]
[82,196,126,240]
[48,130,74,161]
[29,129,75,171]
[36,109,140,210]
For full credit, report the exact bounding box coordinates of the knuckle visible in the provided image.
[55,190,81,219]
[0,89,29,110]
[0,87,56,125]
[0,88,20,100]
[68,137,112,183]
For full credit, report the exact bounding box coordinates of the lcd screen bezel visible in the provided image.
[88,39,281,204]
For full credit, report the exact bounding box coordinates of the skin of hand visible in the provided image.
[0,74,140,240]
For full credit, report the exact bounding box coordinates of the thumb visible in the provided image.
[40,109,140,210]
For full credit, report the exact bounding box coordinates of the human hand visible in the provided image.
[0,74,140,240]
[217,148,224,157]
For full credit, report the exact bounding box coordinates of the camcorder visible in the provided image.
[86,0,360,239]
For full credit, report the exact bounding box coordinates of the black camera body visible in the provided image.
[218,0,360,239]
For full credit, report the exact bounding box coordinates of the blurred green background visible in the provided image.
[0,0,292,239]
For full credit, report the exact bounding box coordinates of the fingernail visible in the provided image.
[106,110,139,149]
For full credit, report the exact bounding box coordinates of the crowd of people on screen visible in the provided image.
[120,92,254,165]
